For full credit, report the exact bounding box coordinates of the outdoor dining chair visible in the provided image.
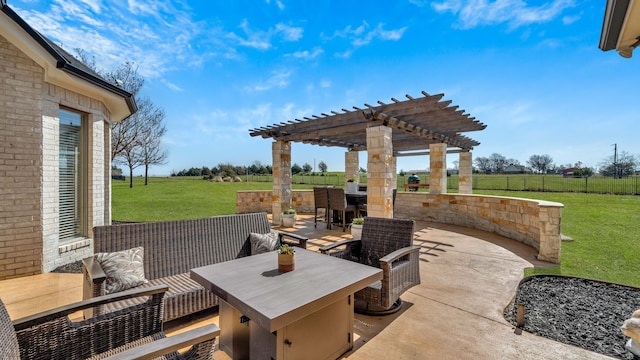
[319,217,420,315]
[313,186,330,228]
[2,285,219,360]
[327,187,357,231]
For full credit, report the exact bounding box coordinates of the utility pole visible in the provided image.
[613,143,618,178]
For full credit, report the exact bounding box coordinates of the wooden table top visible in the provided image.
[191,249,382,332]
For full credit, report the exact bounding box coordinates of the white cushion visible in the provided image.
[95,247,148,294]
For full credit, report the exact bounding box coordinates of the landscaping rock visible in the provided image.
[504,276,640,359]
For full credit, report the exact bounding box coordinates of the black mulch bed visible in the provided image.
[504,276,640,359]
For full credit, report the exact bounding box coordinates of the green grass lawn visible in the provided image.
[476,190,640,287]
[113,178,640,286]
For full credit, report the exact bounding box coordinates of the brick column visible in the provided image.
[537,205,562,264]
[366,126,394,218]
[429,143,447,194]
[272,141,292,226]
[458,151,472,194]
[345,150,359,187]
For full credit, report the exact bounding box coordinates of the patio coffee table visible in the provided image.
[191,248,382,360]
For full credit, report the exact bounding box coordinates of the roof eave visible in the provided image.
[1,2,137,119]
[600,0,632,51]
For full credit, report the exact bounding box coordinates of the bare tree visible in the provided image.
[76,52,168,186]
[136,97,168,185]
[489,153,508,174]
[527,154,554,174]
[599,151,638,178]
[474,156,491,173]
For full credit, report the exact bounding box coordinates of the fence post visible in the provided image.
[584,177,588,193]
[506,176,509,191]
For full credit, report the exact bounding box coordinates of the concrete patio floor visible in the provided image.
[0,215,609,359]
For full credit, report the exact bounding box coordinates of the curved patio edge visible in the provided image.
[394,192,563,264]
[236,190,563,264]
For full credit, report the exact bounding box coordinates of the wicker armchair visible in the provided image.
[2,285,219,360]
[319,217,421,315]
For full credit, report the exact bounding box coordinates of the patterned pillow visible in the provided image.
[95,247,148,294]
[250,232,279,255]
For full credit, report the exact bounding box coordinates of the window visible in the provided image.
[59,109,86,241]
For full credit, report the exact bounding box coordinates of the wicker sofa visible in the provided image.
[82,212,307,322]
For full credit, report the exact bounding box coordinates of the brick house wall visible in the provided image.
[0,34,112,279]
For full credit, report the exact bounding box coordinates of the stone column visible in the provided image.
[391,155,397,191]
[537,205,562,264]
[429,143,447,194]
[366,126,394,218]
[272,141,292,226]
[458,151,473,194]
[345,150,360,187]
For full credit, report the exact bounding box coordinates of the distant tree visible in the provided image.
[599,151,638,178]
[359,167,367,173]
[217,163,237,177]
[527,154,554,174]
[474,157,492,173]
[136,97,168,185]
[489,153,508,174]
[399,169,406,177]
[318,161,328,173]
[302,163,312,173]
[291,163,303,174]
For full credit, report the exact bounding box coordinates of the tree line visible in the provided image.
[474,152,638,177]
[171,160,330,178]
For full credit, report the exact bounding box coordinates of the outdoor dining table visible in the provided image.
[190,248,382,360]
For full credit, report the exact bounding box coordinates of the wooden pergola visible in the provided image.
[249,91,487,224]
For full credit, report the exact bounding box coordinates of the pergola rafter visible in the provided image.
[249,91,486,153]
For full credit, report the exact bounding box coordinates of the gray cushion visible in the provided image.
[95,247,148,294]
[250,232,279,255]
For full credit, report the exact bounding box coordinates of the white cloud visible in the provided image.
[276,23,303,41]
[246,70,292,92]
[229,21,303,50]
[431,0,577,29]
[291,47,324,60]
[15,0,208,82]
[332,21,407,47]
[265,0,285,10]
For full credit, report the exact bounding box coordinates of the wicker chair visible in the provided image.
[2,285,219,360]
[313,186,330,227]
[319,217,421,315]
[327,187,358,231]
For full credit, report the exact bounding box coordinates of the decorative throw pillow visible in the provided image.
[250,231,279,255]
[95,247,148,294]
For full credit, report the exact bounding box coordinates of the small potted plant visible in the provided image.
[350,217,364,239]
[277,244,295,272]
[282,208,297,228]
[346,178,358,193]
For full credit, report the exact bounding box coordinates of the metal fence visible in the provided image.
[245,174,640,195]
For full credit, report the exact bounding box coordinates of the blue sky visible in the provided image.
[11,0,639,175]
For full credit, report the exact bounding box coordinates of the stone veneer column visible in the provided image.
[366,126,394,218]
[391,155,397,190]
[458,151,473,194]
[429,143,447,194]
[272,141,292,226]
[345,150,360,186]
[537,205,562,263]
